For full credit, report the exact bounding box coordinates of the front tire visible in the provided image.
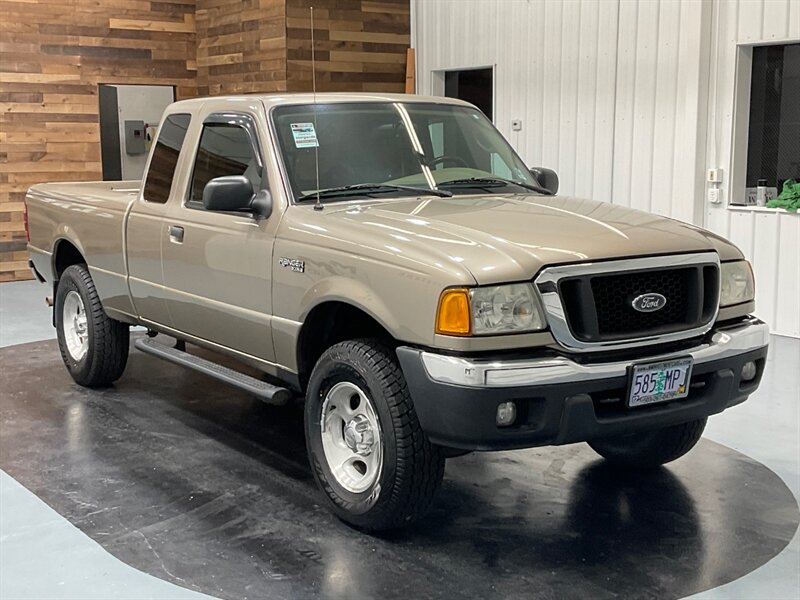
[55,264,129,387]
[588,418,707,468]
[305,339,445,531]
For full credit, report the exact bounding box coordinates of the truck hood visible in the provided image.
[317,194,742,285]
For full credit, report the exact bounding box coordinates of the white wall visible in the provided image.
[415,0,619,203]
[413,0,800,337]
[704,0,800,337]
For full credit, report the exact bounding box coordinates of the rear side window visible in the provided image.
[189,122,262,204]
[143,113,191,204]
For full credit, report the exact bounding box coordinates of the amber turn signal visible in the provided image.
[435,288,471,336]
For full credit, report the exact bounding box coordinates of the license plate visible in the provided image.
[628,357,693,408]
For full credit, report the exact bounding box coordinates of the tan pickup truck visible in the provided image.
[26,93,769,531]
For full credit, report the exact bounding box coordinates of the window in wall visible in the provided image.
[744,43,800,204]
[142,113,191,204]
[189,123,262,205]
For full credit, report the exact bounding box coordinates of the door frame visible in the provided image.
[430,64,496,124]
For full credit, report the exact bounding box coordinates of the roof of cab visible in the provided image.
[167,92,474,111]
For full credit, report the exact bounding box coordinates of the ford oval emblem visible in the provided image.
[632,293,667,313]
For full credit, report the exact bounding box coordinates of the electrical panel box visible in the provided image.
[124,120,147,155]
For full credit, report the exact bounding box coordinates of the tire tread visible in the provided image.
[306,338,445,531]
[56,264,129,387]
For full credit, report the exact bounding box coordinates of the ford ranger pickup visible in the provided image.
[25,93,769,531]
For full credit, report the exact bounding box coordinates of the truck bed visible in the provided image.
[26,180,142,322]
[27,180,141,206]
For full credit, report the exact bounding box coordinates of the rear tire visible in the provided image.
[305,339,445,531]
[588,418,707,468]
[55,264,129,387]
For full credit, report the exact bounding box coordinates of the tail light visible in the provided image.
[24,200,30,242]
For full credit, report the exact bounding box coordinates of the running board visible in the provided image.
[134,337,292,406]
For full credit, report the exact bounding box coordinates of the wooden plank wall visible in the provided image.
[196,0,287,96]
[195,0,411,96]
[0,0,410,282]
[285,0,410,93]
[0,0,198,282]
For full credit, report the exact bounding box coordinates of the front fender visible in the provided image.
[271,275,412,373]
[298,276,402,335]
[271,259,448,372]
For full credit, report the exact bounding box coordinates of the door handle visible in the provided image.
[168,225,184,244]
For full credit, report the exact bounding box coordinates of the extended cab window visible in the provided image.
[189,121,262,205]
[142,113,191,204]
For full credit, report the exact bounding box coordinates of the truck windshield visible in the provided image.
[271,102,543,202]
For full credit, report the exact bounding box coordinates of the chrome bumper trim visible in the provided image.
[420,318,769,388]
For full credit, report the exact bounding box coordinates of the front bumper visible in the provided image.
[396,317,769,451]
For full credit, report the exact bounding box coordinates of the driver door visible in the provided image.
[161,104,276,362]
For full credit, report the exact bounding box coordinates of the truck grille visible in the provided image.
[558,265,719,342]
[535,253,722,351]
[593,269,691,336]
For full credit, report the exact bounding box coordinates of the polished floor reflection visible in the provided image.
[1,337,797,600]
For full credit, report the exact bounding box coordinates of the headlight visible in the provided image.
[720,260,755,307]
[436,283,546,336]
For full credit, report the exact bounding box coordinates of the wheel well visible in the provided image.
[297,302,395,390]
[53,240,85,279]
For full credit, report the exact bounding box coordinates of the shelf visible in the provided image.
[727,205,796,214]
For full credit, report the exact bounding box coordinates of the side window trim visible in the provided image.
[185,111,265,211]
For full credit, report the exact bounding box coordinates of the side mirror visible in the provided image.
[529,167,559,195]
[203,175,254,212]
[250,189,273,220]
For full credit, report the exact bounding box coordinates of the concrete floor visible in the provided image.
[1,283,213,599]
[1,279,798,599]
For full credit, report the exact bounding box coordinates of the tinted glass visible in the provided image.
[189,123,262,204]
[272,102,536,199]
[272,103,425,198]
[406,104,527,183]
[142,113,190,204]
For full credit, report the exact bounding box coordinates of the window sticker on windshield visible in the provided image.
[291,123,319,148]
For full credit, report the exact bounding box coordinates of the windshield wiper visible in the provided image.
[437,177,553,195]
[297,183,452,202]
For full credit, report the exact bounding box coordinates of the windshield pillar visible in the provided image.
[394,102,437,191]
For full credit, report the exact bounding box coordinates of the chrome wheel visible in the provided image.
[63,290,88,361]
[320,381,383,493]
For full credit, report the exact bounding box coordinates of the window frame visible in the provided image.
[744,43,799,195]
[184,111,266,212]
[729,41,800,209]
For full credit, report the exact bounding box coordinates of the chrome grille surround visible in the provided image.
[534,253,721,353]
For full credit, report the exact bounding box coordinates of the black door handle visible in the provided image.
[168,225,184,243]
